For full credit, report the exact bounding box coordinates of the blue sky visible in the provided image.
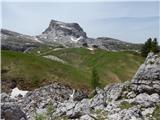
[1,0,160,43]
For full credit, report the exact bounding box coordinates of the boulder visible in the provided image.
[141,107,155,116]
[74,99,90,114]
[1,103,27,120]
[1,93,16,102]
[108,107,143,120]
[80,114,95,120]
[54,100,77,118]
[104,83,124,101]
[90,93,105,108]
[132,93,160,108]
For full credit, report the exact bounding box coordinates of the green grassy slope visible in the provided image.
[1,48,144,92]
[1,50,90,92]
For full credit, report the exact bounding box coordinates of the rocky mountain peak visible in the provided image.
[44,19,84,33]
[38,20,87,45]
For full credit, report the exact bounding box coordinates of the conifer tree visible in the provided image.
[141,38,159,57]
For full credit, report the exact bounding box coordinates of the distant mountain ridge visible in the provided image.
[1,19,142,51]
[1,29,42,51]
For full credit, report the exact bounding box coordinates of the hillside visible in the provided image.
[1,48,144,93]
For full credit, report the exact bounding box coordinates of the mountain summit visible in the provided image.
[37,20,87,45]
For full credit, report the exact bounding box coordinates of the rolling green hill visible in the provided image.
[1,48,144,92]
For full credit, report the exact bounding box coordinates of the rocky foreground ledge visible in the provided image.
[1,52,160,120]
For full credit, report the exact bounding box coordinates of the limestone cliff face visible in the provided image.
[131,52,160,94]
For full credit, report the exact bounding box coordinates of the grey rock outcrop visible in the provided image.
[90,83,124,109]
[52,83,126,119]
[19,83,87,119]
[131,52,160,94]
[1,83,88,120]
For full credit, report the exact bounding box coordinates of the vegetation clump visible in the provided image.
[151,104,160,120]
[90,109,107,120]
[119,101,133,110]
